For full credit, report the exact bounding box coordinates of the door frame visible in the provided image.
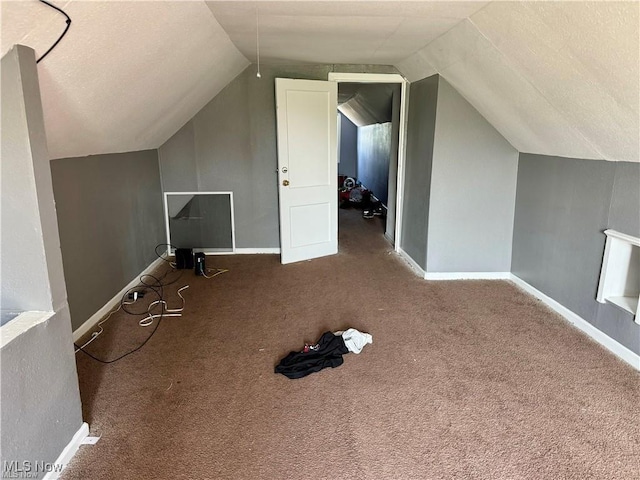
[327,72,408,253]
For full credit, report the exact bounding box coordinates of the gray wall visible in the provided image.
[338,112,358,178]
[1,45,83,480]
[426,78,518,273]
[512,154,640,354]
[159,63,399,249]
[400,75,439,270]
[1,308,83,479]
[158,120,198,192]
[608,162,640,236]
[51,150,165,331]
[1,45,66,312]
[357,122,392,205]
[400,75,518,273]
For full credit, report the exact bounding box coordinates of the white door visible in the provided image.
[275,78,338,265]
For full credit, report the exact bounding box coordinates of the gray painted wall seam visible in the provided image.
[605,163,618,229]
[509,157,521,270]
[424,76,441,265]
[424,77,439,267]
[157,147,167,193]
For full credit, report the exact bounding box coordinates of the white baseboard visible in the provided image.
[393,255,511,281]
[424,272,511,280]
[43,422,89,480]
[510,274,640,371]
[72,257,165,342]
[199,248,281,255]
[397,248,426,278]
[234,248,281,254]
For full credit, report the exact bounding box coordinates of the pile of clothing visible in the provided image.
[275,328,373,379]
[338,177,384,219]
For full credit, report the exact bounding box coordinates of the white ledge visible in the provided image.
[604,229,640,247]
[1,311,54,349]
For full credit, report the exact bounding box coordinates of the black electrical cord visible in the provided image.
[155,243,178,265]
[151,244,185,288]
[74,321,163,364]
[74,274,167,364]
[36,0,71,64]
[74,244,189,364]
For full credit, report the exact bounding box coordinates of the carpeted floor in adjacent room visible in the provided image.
[63,208,639,480]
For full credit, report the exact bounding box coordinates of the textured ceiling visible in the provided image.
[1,0,249,159]
[396,1,639,162]
[1,1,637,162]
[206,1,488,64]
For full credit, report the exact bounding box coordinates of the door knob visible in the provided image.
[282,179,290,186]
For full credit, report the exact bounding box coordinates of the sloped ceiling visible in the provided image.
[210,0,638,162]
[1,1,637,162]
[206,1,488,64]
[396,1,639,162]
[1,0,249,159]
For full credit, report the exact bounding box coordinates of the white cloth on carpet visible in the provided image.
[338,328,373,354]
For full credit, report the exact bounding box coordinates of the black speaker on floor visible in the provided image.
[194,252,206,276]
[175,248,194,269]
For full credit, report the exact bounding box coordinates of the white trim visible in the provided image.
[395,79,408,253]
[510,274,640,371]
[163,191,170,255]
[235,248,281,254]
[337,112,341,164]
[328,72,408,253]
[603,229,640,247]
[397,248,426,278]
[229,193,237,253]
[43,422,89,480]
[328,73,406,84]
[72,257,165,342]
[596,229,639,319]
[163,191,236,256]
[170,248,281,256]
[196,248,234,255]
[425,272,511,280]
[164,191,234,195]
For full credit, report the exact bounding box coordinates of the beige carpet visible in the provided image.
[64,208,639,480]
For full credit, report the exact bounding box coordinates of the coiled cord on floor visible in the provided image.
[74,273,189,364]
[74,274,169,364]
[74,245,228,364]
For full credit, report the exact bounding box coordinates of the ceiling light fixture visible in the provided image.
[256,9,261,79]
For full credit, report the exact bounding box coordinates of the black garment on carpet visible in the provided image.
[275,331,349,379]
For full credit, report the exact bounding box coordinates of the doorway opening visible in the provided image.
[329,73,408,252]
